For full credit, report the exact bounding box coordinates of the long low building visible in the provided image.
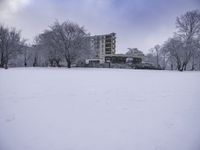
[105,54,143,64]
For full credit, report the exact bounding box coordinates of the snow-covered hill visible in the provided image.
[0,68,200,150]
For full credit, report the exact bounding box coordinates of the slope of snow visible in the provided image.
[0,68,200,150]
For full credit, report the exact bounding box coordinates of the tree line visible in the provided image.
[0,21,92,69]
[0,10,200,71]
[146,10,200,71]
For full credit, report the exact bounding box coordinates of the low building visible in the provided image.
[105,54,143,64]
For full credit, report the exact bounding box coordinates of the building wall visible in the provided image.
[90,33,116,62]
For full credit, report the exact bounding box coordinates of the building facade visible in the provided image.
[89,33,116,63]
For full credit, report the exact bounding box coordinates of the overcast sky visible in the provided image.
[0,0,199,53]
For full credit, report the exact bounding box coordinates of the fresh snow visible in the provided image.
[0,68,200,150]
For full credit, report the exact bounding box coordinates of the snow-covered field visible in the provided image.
[0,68,200,150]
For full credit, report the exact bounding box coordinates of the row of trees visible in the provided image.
[146,10,200,71]
[0,10,200,71]
[0,21,92,69]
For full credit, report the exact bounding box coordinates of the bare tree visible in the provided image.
[47,21,90,68]
[145,52,156,65]
[154,45,161,68]
[159,10,200,71]
[37,31,63,67]
[0,25,7,68]
[0,25,24,69]
[163,36,187,71]
[159,46,170,70]
[145,46,162,69]
[126,48,144,56]
[176,10,200,70]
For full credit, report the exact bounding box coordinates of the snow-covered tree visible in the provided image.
[37,30,63,67]
[126,48,144,57]
[40,21,90,68]
[162,37,184,71]
[0,25,24,69]
[175,10,200,70]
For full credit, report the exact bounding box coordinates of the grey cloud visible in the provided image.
[0,0,199,53]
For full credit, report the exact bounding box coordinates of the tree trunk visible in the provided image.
[156,53,159,68]
[33,57,37,67]
[4,55,8,69]
[67,60,71,68]
[4,59,8,69]
[0,53,4,68]
[177,63,182,71]
[191,55,195,70]
[24,57,27,67]
[191,65,195,70]
[49,60,53,67]
[179,62,187,71]
[184,64,187,71]
[65,55,71,68]
[171,64,173,70]
[4,63,8,69]
[0,62,3,68]
[182,62,188,71]
[55,60,61,67]
[199,64,200,71]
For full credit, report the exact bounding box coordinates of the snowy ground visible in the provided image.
[0,68,200,150]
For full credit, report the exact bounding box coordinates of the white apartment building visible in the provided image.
[87,33,116,63]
